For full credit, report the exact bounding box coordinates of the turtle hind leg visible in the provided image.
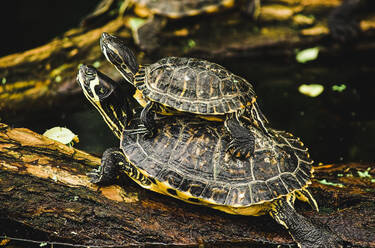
[225,113,255,159]
[270,195,345,248]
[87,147,125,185]
[140,101,158,139]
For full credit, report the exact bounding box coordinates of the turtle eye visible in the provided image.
[84,65,97,79]
[95,84,112,99]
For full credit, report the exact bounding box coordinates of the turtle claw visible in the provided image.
[87,170,102,184]
[125,127,149,135]
[143,128,156,139]
[125,127,156,139]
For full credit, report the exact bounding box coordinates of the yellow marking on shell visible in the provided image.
[150,102,225,122]
[180,76,188,97]
[133,89,148,107]
[122,164,269,215]
[199,115,225,122]
[122,149,316,217]
[159,106,177,116]
[146,176,272,216]
[247,97,257,106]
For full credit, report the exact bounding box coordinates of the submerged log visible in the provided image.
[1,0,375,115]
[0,123,374,247]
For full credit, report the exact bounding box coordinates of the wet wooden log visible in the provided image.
[1,0,375,115]
[0,123,374,247]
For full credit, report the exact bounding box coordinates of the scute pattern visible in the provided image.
[136,0,235,18]
[135,57,256,115]
[121,117,313,207]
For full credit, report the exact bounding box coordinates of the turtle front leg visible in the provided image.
[225,112,255,159]
[270,195,345,248]
[88,147,152,187]
[87,147,125,185]
[140,101,158,138]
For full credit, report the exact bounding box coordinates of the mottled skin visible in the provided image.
[77,65,344,248]
[100,32,269,160]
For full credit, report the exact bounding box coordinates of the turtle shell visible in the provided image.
[120,116,313,208]
[134,57,256,115]
[135,0,235,18]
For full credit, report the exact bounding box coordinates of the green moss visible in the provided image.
[357,167,372,178]
[332,84,347,92]
[317,179,344,188]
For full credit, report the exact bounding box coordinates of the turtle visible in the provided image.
[125,0,261,51]
[100,32,269,159]
[76,64,343,248]
[81,0,260,51]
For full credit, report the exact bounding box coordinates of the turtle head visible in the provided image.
[77,65,131,139]
[100,32,139,85]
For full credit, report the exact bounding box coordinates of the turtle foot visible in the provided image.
[225,117,255,160]
[88,147,124,185]
[271,196,346,248]
[227,136,254,159]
